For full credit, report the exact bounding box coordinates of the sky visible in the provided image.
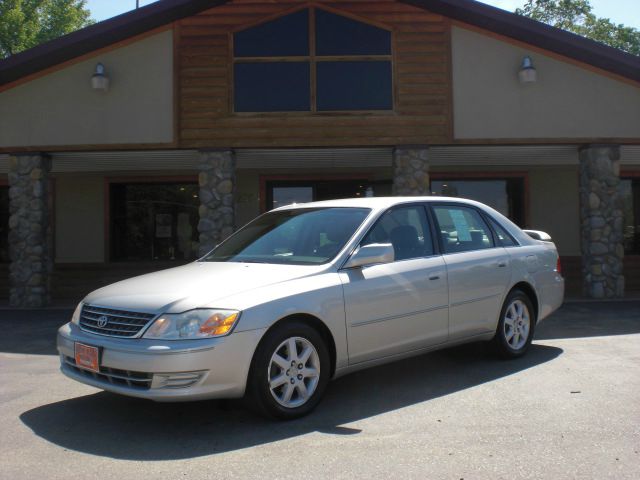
[87,0,640,28]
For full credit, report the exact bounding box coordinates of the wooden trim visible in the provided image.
[172,22,181,149]
[621,170,640,177]
[429,171,530,227]
[0,26,172,94]
[444,18,454,144]
[309,7,317,113]
[103,175,198,263]
[452,138,640,146]
[308,2,394,31]
[228,3,310,34]
[0,142,178,154]
[259,173,371,213]
[451,21,640,89]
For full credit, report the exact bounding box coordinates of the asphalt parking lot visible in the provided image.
[1,302,639,480]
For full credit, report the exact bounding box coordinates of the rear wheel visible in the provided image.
[491,290,535,358]
[246,322,330,420]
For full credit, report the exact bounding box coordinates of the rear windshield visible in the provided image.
[201,207,370,265]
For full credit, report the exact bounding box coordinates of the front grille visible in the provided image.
[63,356,152,390]
[79,305,156,338]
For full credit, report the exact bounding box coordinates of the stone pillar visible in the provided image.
[197,149,236,257]
[8,153,52,307]
[392,145,430,196]
[578,145,625,298]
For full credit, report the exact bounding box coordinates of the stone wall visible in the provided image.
[198,150,236,257]
[8,154,52,307]
[392,146,430,196]
[578,145,624,298]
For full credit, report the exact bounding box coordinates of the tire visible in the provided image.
[491,290,536,359]
[245,321,331,420]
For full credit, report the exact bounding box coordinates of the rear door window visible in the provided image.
[433,205,495,254]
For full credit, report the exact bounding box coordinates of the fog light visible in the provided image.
[151,371,206,389]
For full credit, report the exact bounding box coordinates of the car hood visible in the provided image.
[82,261,329,313]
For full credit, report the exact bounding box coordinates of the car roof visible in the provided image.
[272,196,487,211]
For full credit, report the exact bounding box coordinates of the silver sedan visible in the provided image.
[57,197,564,419]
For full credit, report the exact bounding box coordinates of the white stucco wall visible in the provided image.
[0,30,174,148]
[452,26,640,140]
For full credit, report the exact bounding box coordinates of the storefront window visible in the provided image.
[0,186,8,263]
[266,179,370,210]
[430,177,526,227]
[621,178,640,255]
[110,182,199,262]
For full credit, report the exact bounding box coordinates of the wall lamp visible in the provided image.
[518,56,537,84]
[91,63,110,91]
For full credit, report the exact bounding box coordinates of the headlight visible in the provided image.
[71,302,83,325]
[143,309,240,340]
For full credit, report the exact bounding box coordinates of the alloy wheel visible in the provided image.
[268,336,321,408]
[503,299,531,350]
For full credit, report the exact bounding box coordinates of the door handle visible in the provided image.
[428,274,440,280]
[497,261,508,268]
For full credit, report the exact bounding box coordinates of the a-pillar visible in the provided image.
[578,145,625,298]
[197,149,236,257]
[8,153,52,307]
[392,145,430,196]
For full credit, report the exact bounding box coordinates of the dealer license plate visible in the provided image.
[74,343,99,373]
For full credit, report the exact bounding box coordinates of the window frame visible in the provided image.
[428,202,501,255]
[621,170,640,257]
[353,203,439,264]
[105,176,199,263]
[230,5,395,115]
[0,179,9,264]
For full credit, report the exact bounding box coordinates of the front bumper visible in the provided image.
[57,322,266,402]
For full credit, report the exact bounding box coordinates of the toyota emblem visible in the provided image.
[97,315,109,328]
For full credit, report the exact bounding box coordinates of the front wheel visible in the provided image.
[246,322,330,420]
[491,290,535,358]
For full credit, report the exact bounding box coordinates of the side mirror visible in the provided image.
[343,243,394,269]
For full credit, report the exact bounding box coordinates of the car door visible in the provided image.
[431,204,511,339]
[340,205,449,365]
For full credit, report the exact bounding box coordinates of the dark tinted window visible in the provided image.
[362,206,433,260]
[488,217,518,247]
[204,208,370,265]
[234,62,310,112]
[622,178,640,255]
[315,9,391,56]
[234,10,309,57]
[110,183,199,262]
[433,206,495,254]
[317,61,392,111]
[0,186,8,263]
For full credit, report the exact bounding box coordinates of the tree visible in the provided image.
[0,0,93,58]
[516,0,640,56]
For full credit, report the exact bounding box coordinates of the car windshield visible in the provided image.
[201,207,371,265]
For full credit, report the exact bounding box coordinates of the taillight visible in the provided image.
[556,257,562,275]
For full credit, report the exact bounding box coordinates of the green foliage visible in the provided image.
[516,0,640,56]
[0,0,93,58]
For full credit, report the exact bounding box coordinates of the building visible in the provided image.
[0,0,638,307]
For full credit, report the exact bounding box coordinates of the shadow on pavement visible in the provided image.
[536,301,640,340]
[20,343,562,460]
[0,309,71,355]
